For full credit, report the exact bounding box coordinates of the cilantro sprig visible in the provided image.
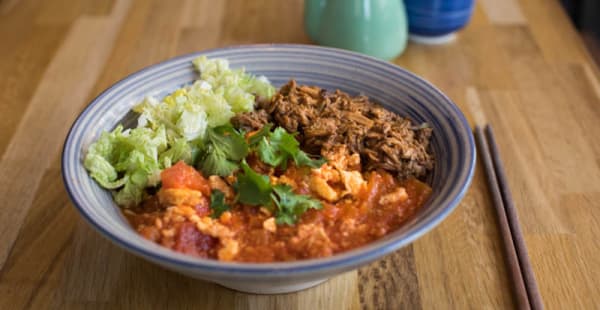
[234,160,273,206]
[235,160,322,225]
[248,123,273,147]
[209,189,230,218]
[256,126,325,169]
[198,123,324,177]
[272,184,322,225]
[197,125,248,177]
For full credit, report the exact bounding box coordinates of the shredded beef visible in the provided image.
[231,109,271,130]
[232,80,434,180]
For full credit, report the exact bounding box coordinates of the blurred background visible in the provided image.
[560,0,600,65]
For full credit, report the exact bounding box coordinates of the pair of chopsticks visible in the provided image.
[475,125,544,310]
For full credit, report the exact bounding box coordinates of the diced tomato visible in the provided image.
[174,223,217,258]
[194,200,211,217]
[362,171,383,203]
[245,129,259,139]
[160,161,210,196]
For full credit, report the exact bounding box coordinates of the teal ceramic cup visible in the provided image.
[305,0,408,60]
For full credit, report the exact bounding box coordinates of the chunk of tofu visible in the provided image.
[208,175,234,199]
[378,187,408,205]
[312,164,340,183]
[263,217,277,233]
[194,216,234,239]
[323,145,361,171]
[340,170,366,197]
[347,153,361,170]
[277,175,297,189]
[323,145,350,170]
[157,188,203,207]
[289,223,333,258]
[310,174,340,202]
[217,238,239,261]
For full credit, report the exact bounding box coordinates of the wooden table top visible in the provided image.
[1,0,599,309]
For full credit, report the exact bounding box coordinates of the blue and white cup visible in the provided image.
[405,0,475,44]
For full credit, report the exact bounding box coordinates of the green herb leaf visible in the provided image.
[231,161,323,225]
[208,125,248,161]
[248,123,273,146]
[272,184,323,225]
[234,160,273,206]
[210,189,230,218]
[270,127,299,153]
[255,126,325,169]
[198,125,249,176]
[200,147,239,176]
[257,138,285,167]
[293,151,327,168]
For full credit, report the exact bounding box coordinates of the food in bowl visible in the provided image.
[64,45,475,293]
[84,57,435,262]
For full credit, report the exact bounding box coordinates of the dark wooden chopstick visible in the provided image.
[484,126,544,310]
[475,125,544,310]
[475,126,530,309]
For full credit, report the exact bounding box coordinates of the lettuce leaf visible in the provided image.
[134,90,209,142]
[84,125,166,207]
[192,56,275,112]
[85,57,275,207]
[132,57,274,143]
[159,137,198,168]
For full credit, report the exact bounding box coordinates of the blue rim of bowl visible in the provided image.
[62,44,476,276]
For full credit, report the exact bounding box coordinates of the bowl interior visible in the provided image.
[62,45,475,276]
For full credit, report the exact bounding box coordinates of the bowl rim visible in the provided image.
[62,43,476,276]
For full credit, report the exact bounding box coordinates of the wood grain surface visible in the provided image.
[0,0,598,309]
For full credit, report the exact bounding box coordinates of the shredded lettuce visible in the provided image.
[84,125,168,206]
[193,56,275,112]
[84,57,275,207]
[134,89,209,142]
[133,56,275,142]
[158,137,198,168]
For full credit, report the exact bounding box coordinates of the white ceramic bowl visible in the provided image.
[62,44,475,294]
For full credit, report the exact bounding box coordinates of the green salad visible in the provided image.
[84,57,276,206]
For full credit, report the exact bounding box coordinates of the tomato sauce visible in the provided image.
[124,161,431,262]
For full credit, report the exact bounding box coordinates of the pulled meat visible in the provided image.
[232,80,434,179]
